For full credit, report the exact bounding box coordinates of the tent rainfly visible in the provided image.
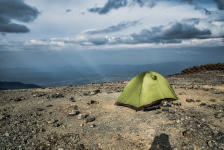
[115,71,178,110]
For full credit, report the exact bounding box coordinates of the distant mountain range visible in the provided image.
[0,61,202,87]
[0,81,42,90]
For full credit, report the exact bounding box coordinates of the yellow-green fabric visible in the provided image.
[116,71,178,109]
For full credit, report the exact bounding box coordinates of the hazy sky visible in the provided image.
[0,0,224,68]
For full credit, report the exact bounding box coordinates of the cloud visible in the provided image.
[78,21,212,46]
[66,9,71,13]
[24,38,76,46]
[181,18,200,25]
[181,0,193,4]
[87,0,220,15]
[17,38,77,51]
[131,0,156,8]
[194,5,211,15]
[88,0,128,15]
[0,0,40,33]
[0,17,30,33]
[180,0,212,15]
[181,0,224,11]
[121,22,211,44]
[88,37,109,45]
[88,0,156,15]
[213,0,224,10]
[131,22,211,41]
[84,20,141,35]
[21,14,223,48]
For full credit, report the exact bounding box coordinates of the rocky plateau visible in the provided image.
[0,70,224,150]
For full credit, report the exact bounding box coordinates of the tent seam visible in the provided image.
[138,72,146,108]
[157,81,165,99]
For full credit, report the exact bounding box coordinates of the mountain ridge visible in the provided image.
[0,81,42,90]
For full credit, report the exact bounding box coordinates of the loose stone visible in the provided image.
[0,114,6,120]
[169,117,176,120]
[68,110,80,116]
[5,132,9,137]
[155,110,162,114]
[169,109,175,114]
[186,99,195,102]
[83,92,89,96]
[36,108,45,111]
[200,103,206,106]
[196,100,201,102]
[162,107,169,111]
[182,130,193,137]
[87,100,99,105]
[78,113,88,120]
[176,119,181,123]
[75,144,84,150]
[86,117,95,123]
[215,113,223,119]
[207,140,213,148]
[90,124,96,128]
[70,97,75,102]
[48,119,57,124]
[210,99,216,102]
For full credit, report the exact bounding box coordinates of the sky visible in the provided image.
[0,0,224,69]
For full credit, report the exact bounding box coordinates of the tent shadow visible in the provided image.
[149,133,172,150]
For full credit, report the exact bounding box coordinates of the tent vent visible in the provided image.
[151,75,157,80]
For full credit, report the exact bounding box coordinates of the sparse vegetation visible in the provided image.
[181,63,224,74]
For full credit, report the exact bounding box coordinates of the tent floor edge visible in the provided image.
[114,102,139,111]
[115,98,177,111]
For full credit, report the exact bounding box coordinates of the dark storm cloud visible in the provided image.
[0,0,40,33]
[88,0,156,14]
[130,22,211,42]
[88,0,128,14]
[85,20,141,35]
[0,15,30,33]
[82,22,212,45]
[213,0,224,10]
[0,19,30,33]
[88,37,109,45]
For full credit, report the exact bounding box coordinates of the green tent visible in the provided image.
[115,71,178,110]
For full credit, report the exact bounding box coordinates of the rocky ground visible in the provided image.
[0,70,224,150]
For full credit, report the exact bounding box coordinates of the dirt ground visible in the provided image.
[0,70,224,150]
